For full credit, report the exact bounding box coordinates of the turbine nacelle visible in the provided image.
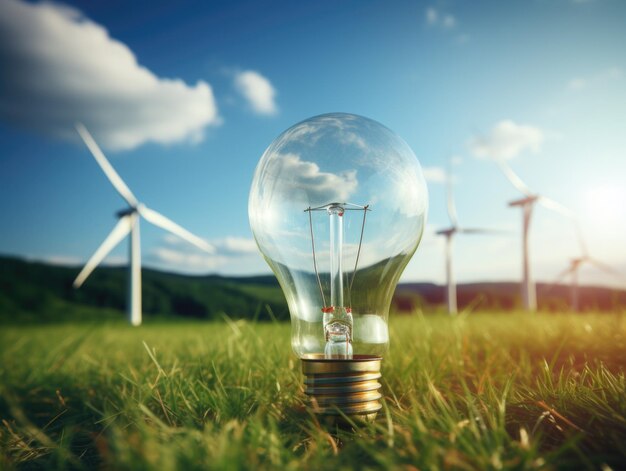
[436,227,456,237]
[508,195,539,207]
[116,207,138,218]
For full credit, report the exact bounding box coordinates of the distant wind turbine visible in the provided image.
[495,159,577,312]
[436,160,502,315]
[553,232,625,311]
[73,123,214,326]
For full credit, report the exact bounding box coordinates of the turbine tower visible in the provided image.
[554,233,624,311]
[495,159,576,312]
[436,160,502,315]
[73,123,214,326]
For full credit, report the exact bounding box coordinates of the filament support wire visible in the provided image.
[305,202,370,310]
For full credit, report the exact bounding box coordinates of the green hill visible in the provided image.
[0,255,288,323]
[2,255,624,323]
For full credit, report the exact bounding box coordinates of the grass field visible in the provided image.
[1,312,625,470]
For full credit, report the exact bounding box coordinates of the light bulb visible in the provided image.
[249,113,428,421]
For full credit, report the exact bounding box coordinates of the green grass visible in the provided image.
[0,312,625,470]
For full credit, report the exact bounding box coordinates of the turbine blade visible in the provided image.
[446,158,459,227]
[537,195,586,256]
[73,215,133,288]
[495,159,534,197]
[574,222,589,258]
[537,195,576,219]
[139,206,214,253]
[587,258,626,280]
[75,123,139,207]
[551,266,575,287]
[458,227,507,235]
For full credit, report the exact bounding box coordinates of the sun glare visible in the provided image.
[584,185,626,224]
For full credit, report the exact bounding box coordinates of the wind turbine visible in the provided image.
[436,160,502,315]
[553,232,625,311]
[495,159,576,312]
[73,123,214,326]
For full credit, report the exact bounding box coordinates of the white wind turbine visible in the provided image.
[436,161,503,315]
[553,231,625,312]
[495,159,577,312]
[73,123,214,326]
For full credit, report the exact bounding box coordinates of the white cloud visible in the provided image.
[268,153,358,204]
[567,78,587,90]
[213,237,259,255]
[468,120,544,160]
[37,254,126,266]
[151,235,263,273]
[425,7,457,30]
[422,166,446,183]
[162,234,257,256]
[38,255,83,266]
[0,0,220,150]
[424,6,467,44]
[153,247,227,270]
[567,67,623,92]
[234,70,278,115]
[426,7,438,24]
[282,114,368,150]
[442,14,457,29]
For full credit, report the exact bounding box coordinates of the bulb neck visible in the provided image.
[301,354,383,423]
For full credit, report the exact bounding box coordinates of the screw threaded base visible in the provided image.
[301,354,382,422]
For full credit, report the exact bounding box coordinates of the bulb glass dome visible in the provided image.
[249,113,427,358]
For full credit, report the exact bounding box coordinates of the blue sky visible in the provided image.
[0,0,625,287]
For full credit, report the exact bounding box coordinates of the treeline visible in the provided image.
[0,256,288,322]
[1,255,625,323]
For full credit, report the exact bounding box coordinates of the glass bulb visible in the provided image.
[249,113,428,360]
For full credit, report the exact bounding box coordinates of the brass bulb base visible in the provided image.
[301,354,383,423]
